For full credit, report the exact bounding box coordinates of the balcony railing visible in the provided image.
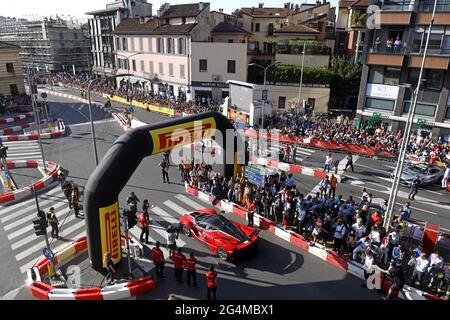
[380,0,415,11]
[412,46,450,55]
[367,44,408,54]
[247,49,274,55]
[277,42,330,55]
[419,0,450,12]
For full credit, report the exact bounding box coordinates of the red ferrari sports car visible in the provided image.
[179,208,259,261]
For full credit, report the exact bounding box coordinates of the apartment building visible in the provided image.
[86,0,152,77]
[0,41,25,96]
[234,1,335,64]
[0,17,91,73]
[357,0,450,138]
[336,0,368,62]
[114,3,247,102]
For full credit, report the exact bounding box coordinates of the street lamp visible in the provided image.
[248,61,281,129]
[296,42,306,113]
[116,52,144,115]
[87,73,132,166]
[383,0,437,230]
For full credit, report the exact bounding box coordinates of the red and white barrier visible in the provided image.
[27,236,156,300]
[185,185,442,300]
[251,156,343,182]
[0,112,34,125]
[39,89,133,133]
[0,118,59,135]
[0,118,65,141]
[112,112,132,132]
[0,161,60,204]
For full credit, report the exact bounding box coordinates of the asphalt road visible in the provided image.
[0,91,380,300]
[40,84,450,229]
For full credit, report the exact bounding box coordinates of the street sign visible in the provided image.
[262,89,268,101]
[41,92,47,99]
[43,248,55,262]
[128,106,135,113]
[417,118,426,126]
[372,112,381,118]
[247,165,265,188]
[233,120,247,130]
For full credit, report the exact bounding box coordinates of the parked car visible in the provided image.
[179,208,259,261]
[390,163,444,186]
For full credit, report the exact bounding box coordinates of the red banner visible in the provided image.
[245,129,396,159]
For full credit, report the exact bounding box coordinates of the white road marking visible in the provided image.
[174,194,204,210]
[163,200,190,217]
[150,206,179,224]
[0,187,62,214]
[7,206,72,241]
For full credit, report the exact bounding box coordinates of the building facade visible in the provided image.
[0,17,91,73]
[86,0,152,77]
[234,1,336,64]
[357,0,450,138]
[114,3,247,102]
[0,41,25,96]
[336,0,368,63]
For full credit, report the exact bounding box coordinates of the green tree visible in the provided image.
[329,55,362,109]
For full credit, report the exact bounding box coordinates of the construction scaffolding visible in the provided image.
[0,16,92,73]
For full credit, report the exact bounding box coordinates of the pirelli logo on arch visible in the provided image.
[149,117,217,155]
[99,202,121,267]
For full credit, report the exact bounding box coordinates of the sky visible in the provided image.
[1,0,339,20]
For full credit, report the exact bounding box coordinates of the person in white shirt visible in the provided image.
[388,230,400,246]
[361,188,369,199]
[411,253,429,287]
[324,153,334,173]
[352,236,371,261]
[442,165,450,189]
[379,235,391,265]
[333,219,346,254]
[369,226,381,246]
[166,227,178,257]
[428,251,444,288]
[362,250,375,288]
[352,220,366,239]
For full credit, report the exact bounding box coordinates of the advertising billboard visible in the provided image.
[99,202,121,267]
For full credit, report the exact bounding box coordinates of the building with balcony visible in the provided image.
[114,3,247,103]
[233,1,336,63]
[0,41,25,96]
[357,0,450,138]
[336,0,368,62]
[0,17,91,73]
[86,0,152,77]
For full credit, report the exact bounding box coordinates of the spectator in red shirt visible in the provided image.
[206,265,218,300]
[172,247,187,283]
[185,252,198,288]
[246,201,256,227]
[152,241,166,279]
[369,211,383,228]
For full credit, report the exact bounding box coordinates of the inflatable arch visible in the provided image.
[83,112,239,270]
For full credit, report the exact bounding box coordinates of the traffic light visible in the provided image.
[33,210,47,236]
[0,145,8,158]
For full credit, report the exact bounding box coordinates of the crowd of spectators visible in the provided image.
[48,72,220,114]
[177,155,449,297]
[0,93,31,113]
[47,72,449,163]
[264,112,450,161]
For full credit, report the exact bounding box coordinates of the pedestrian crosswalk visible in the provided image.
[266,144,315,164]
[0,186,212,277]
[2,140,43,162]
